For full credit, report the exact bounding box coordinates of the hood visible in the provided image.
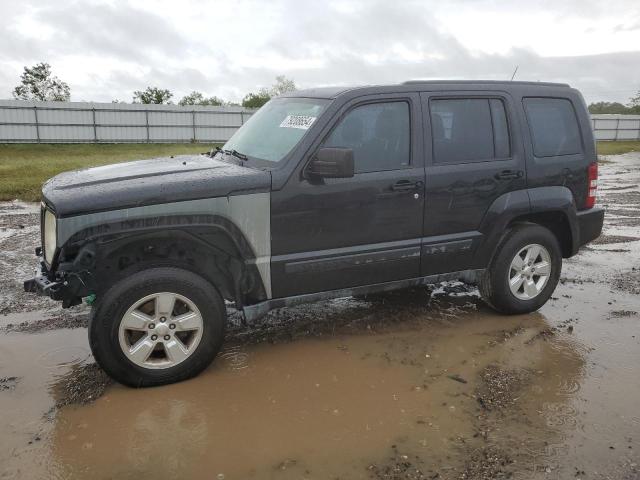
[43,155,271,217]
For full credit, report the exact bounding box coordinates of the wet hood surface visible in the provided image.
[42,155,271,216]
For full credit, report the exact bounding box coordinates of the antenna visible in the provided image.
[510,66,519,81]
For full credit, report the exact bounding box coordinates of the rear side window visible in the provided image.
[430,98,510,164]
[324,101,410,173]
[523,98,582,157]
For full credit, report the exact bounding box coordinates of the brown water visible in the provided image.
[1,153,639,479]
[0,308,581,479]
[3,289,638,479]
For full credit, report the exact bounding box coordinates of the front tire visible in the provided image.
[89,267,226,387]
[479,224,562,314]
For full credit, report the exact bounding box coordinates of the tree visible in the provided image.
[588,102,631,114]
[241,75,297,109]
[242,89,271,108]
[178,91,224,106]
[588,89,640,115]
[132,87,173,104]
[270,75,296,96]
[12,62,71,101]
[628,90,640,114]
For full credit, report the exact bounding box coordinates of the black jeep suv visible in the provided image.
[25,81,604,387]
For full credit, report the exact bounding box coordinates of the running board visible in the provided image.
[242,269,483,323]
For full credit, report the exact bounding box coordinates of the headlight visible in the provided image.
[43,208,57,263]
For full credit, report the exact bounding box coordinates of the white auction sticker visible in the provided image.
[279,115,316,130]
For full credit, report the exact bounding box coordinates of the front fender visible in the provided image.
[54,194,272,301]
[56,218,269,306]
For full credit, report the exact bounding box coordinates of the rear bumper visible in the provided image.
[576,207,604,248]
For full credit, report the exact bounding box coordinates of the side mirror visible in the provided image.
[306,147,355,179]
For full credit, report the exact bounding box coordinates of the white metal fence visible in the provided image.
[1,101,639,143]
[0,100,255,143]
[591,114,640,141]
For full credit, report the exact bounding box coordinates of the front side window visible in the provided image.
[323,101,410,173]
[430,98,511,164]
[223,97,329,162]
[523,97,582,157]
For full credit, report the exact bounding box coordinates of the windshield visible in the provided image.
[222,97,330,163]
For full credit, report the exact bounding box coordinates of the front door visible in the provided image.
[270,94,425,298]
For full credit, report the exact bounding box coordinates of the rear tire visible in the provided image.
[89,267,226,387]
[479,224,561,314]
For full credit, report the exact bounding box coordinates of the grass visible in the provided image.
[1,140,639,202]
[596,140,640,156]
[0,143,220,202]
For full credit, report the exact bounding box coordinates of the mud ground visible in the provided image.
[1,153,639,479]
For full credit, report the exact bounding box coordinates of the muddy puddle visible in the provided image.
[0,306,590,479]
[1,153,640,479]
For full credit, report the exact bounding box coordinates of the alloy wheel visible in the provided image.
[118,292,204,369]
[507,243,552,300]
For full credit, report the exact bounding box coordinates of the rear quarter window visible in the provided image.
[523,97,582,157]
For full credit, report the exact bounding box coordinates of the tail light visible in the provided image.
[585,162,598,209]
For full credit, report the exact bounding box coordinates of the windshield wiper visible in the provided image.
[228,149,248,161]
[214,146,248,164]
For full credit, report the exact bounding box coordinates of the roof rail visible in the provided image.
[402,79,570,87]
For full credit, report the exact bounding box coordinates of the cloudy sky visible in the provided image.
[1,0,639,104]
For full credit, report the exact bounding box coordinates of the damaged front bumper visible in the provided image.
[23,252,86,308]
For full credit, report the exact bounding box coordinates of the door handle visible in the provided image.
[391,180,423,192]
[494,170,523,181]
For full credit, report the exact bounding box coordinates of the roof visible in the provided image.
[282,80,572,100]
[283,86,361,99]
[402,79,569,87]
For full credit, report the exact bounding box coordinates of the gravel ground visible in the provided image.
[1,153,639,480]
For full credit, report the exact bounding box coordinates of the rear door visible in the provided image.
[420,92,526,275]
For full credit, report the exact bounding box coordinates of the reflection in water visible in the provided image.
[219,344,250,370]
[125,401,209,473]
[542,402,580,428]
[47,307,588,480]
[36,346,91,369]
[0,327,90,480]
